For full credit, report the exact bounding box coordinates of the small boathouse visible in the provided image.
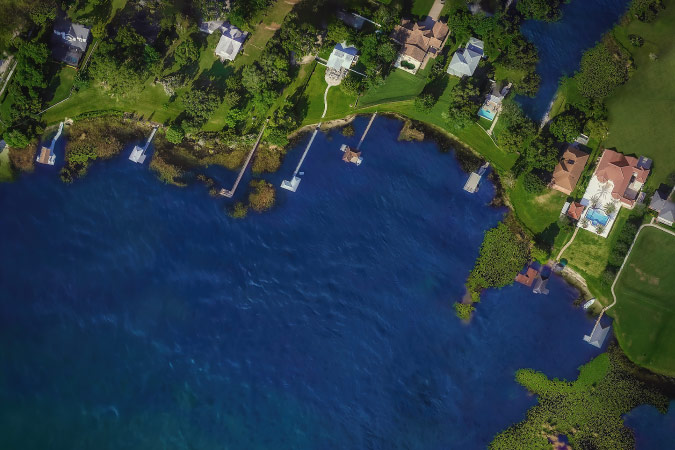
[584,323,610,348]
[36,122,64,166]
[463,162,489,193]
[515,264,539,287]
[340,144,362,165]
[129,127,157,164]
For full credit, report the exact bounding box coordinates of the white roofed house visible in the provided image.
[215,23,248,61]
[447,37,484,77]
[51,16,91,67]
[199,20,225,34]
[324,43,358,85]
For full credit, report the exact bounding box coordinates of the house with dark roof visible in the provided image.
[390,17,449,74]
[51,16,91,67]
[550,145,590,195]
[649,186,675,226]
[447,37,484,77]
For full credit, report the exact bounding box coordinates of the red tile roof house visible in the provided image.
[390,17,449,74]
[594,149,651,208]
[549,146,590,195]
[566,202,585,221]
[515,267,539,287]
[577,149,651,237]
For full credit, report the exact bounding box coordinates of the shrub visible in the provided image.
[248,179,276,212]
[414,93,436,112]
[341,124,355,137]
[400,60,416,70]
[454,302,475,320]
[229,202,248,219]
[466,216,531,296]
[548,113,584,143]
[629,34,644,47]
[522,172,546,194]
[165,125,185,144]
[3,129,30,149]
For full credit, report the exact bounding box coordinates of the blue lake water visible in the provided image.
[516,0,631,121]
[0,116,660,448]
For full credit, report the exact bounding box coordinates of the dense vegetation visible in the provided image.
[516,0,564,22]
[464,215,531,305]
[491,345,671,449]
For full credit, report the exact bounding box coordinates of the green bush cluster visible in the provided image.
[490,345,670,449]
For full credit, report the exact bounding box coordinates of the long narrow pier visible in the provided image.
[356,113,376,150]
[280,124,320,192]
[220,118,269,198]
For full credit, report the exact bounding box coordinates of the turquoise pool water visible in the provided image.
[478,107,495,121]
[587,208,610,226]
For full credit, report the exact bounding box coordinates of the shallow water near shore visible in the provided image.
[0,116,662,448]
[516,0,631,121]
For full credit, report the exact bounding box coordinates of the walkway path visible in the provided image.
[322,85,330,118]
[589,219,675,335]
[220,118,269,198]
[487,110,501,135]
[428,0,444,19]
[556,226,579,262]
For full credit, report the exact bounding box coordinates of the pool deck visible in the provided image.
[577,176,621,238]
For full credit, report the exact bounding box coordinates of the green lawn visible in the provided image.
[564,208,631,303]
[42,81,183,125]
[0,147,14,182]
[411,0,436,17]
[234,0,298,68]
[509,177,567,234]
[359,68,429,107]
[301,65,357,124]
[46,65,76,106]
[605,3,675,188]
[613,226,675,376]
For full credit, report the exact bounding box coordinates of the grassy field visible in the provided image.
[359,68,429,106]
[613,226,675,375]
[234,0,298,68]
[411,0,436,17]
[45,65,76,106]
[0,147,13,182]
[509,176,567,234]
[604,3,675,188]
[563,208,631,303]
[42,82,183,125]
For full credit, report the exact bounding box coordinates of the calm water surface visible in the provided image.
[0,117,653,448]
[517,0,631,120]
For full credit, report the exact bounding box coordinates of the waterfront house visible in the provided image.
[215,23,247,61]
[390,17,449,74]
[577,149,651,237]
[51,16,91,67]
[550,145,590,195]
[478,82,511,121]
[649,185,675,226]
[515,266,539,287]
[199,20,225,34]
[447,37,484,77]
[325,43,358,83]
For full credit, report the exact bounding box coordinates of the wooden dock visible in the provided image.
[356,113,376,150]
[219,119,269,198]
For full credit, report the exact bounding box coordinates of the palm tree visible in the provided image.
[603,202,617,217]
[581,218,590,228]
[596,224,605,235]
[591,194,601,209]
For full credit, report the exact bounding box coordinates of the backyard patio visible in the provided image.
[577,177,621,238]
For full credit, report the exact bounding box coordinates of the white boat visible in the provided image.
[582,298,596,310]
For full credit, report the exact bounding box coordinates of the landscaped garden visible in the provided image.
[613,226,675,376]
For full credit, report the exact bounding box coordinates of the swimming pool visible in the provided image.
[586,208,609,226]
[478,107,496,121]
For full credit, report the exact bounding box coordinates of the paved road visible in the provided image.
[428,0,444,19]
